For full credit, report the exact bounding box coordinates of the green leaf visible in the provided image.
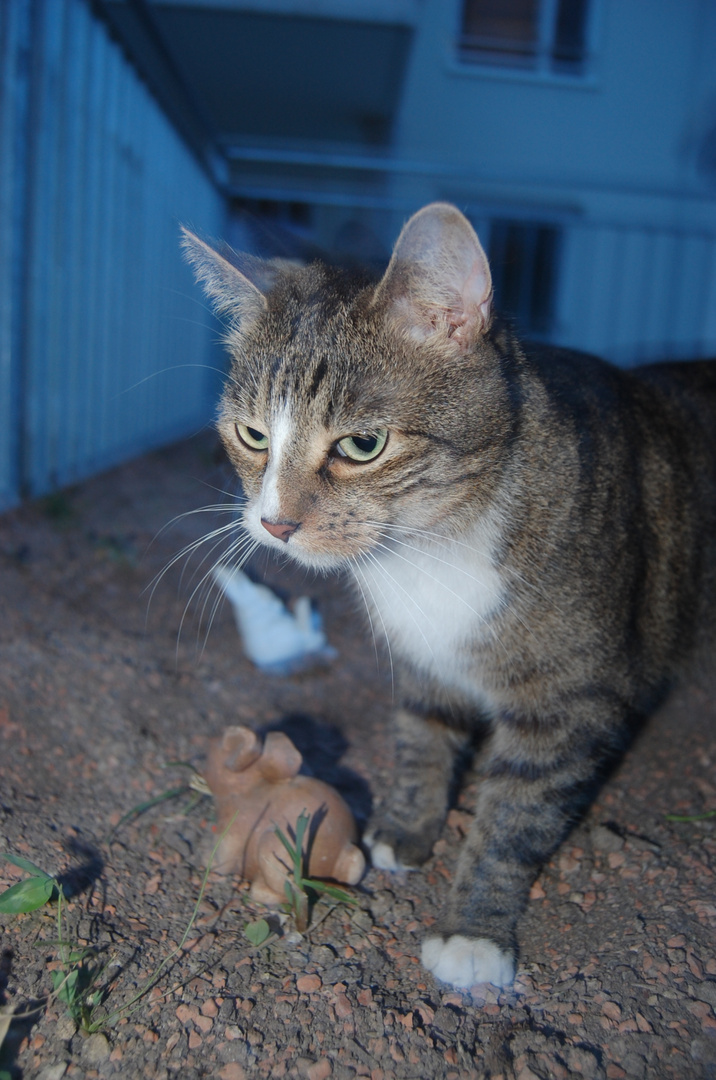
[294,811,310,868]
[305,880,356,904]
[275,824,296,862]
[0,875,54,913]
[52,967,79,1005]
[244,919,271,946]
[275,810,311,880]
[0,853,52,879]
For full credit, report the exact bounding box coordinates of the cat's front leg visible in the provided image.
[364,706,469,870]
[422,714,609,989]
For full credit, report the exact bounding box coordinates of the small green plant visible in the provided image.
[666,809,716,822]
[274,810,356,934]
[244,917,272,946]
[49,885,109,1031]
[0,807,240,1042]
[0,855,58,913]
[106,762,210,843]
[0,854,107,1033]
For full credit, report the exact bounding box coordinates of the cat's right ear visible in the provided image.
[180,227,270,325]
[372,203,493,353]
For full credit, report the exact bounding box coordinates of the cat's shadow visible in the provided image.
[258,713,373,829]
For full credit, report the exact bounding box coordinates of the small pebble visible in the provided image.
[81,1032,110,1064]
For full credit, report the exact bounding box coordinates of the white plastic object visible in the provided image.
[212,564,336,675]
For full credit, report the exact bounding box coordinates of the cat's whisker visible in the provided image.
[177,532,259,658]
[196,538,262,657]
[348,557,382,673]
[373,531,540,645]
[196,481,246,503]
[374,530,500,597]
[145,514,243,611]
[149,500,246,550]
[352,554,395,699]
[176,519,248,595]
[117,364,231,399]
[362,549,436,662]
[370,539,514,664]
[366,518,560,613]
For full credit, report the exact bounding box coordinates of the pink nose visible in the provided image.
[261,518,299,543]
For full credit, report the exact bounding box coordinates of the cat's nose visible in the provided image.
[261,518,299,543]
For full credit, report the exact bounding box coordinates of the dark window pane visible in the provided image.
[460,0,590,74]
[552,0,589,72]
[460,0,539,65]
[488,221,561,336]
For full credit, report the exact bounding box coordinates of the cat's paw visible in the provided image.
[363,830,416,871]
[421,935,515,989]
[363,822,440,869]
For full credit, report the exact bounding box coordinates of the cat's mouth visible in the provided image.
[243,504,366,572]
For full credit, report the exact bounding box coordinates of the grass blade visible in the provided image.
[304,881,356,904]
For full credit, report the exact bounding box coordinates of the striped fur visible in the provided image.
[183,206,716,988]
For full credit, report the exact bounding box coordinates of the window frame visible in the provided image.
[450,0,601,86]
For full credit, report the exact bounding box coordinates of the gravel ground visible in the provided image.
[0,434,715,1080]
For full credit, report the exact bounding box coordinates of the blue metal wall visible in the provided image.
[0,0,224,511]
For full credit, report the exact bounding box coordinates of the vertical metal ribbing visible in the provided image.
[0,0,223,510]
[0,1,25,508]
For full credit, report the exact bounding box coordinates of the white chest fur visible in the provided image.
[357,523,505,704]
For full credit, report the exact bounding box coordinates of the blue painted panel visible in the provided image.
[0,0,224,511]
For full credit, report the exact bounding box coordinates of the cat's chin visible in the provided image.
[279,545,348,574]
[421,935,515,990]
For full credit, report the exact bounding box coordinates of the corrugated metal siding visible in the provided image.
[0,0,224,511]
[0,0,26,510]
[557,221,716,365]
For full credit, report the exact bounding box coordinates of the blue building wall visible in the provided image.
[0,0,224,511]
[383,0,716,364]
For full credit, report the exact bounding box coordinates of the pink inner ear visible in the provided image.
[374,204,493,350]
[463,257,492,324]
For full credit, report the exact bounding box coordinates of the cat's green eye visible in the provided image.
[236,423,269,451]
[335,429,388,463]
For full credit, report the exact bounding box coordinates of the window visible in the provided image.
[459,0,590,75]
[488,221,561,336]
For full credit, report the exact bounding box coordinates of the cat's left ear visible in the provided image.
[373,203,492,352]
[181,226,276,327]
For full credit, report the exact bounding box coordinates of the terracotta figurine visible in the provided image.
[203,725,365,905]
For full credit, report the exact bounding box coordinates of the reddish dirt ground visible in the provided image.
[1,434,715,1080]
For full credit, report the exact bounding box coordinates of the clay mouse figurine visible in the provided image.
[203,725,365,905]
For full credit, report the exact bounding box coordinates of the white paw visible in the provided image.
[421,935,515,989]
[363,832,414,872]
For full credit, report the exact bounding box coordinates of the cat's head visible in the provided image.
[183,203,513,571]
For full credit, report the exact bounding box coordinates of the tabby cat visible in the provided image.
[182,204,716,989]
